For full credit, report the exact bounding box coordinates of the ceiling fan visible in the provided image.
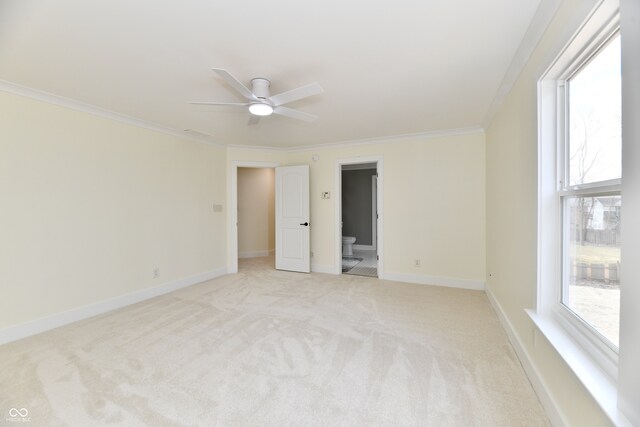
[190,68,323,125]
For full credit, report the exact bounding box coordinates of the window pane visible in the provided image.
[563,195,621,347]
[568,35,621,186]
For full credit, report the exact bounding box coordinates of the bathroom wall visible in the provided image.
[341,168,377,246]
[237,167,275,257]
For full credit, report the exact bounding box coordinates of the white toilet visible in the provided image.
[342,236,356,257]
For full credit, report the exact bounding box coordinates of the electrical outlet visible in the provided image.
[414,259,420,267]
[153,268,160,279]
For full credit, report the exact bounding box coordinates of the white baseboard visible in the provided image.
[238,249,274,259]
[485,285,566,427]
[353,244,375,251]
[312,263,336,274]
[0,267,227,346]
[382,271,484,291]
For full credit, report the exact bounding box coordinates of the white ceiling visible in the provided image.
[0,0,549,148]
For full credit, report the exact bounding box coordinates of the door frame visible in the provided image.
[348,172,377,251]
[334,155,384,277]
[371,175,377,251]
[228,160,280,274]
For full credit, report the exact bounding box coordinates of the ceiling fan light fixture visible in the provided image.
[249,102,273,116]
[191,69,323,123]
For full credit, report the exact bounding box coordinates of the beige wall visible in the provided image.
[237,167,275,255]
[485,0,612,425]
[226,146,287,166]
[0,91,227,330]
[287,134,486,281]
[228,132,486,283]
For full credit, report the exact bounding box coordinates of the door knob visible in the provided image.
[300,222,309,226]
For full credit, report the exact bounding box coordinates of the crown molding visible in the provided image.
[226,144,289,152]
[483,0,563,129]
[2,79,483,152]
[0,79,226,148]
[290,126,485,152]
[228,126,485,153]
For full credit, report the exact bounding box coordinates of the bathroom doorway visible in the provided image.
[335,156,383,278]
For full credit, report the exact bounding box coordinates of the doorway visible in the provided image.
[228,161,279,273]
[335,156,383,278]
[237,167,275,267]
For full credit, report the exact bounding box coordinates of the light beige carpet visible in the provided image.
[0,256,548,426]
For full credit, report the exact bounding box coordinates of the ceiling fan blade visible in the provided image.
[189,101,249,107]
[247,115,261,126]
[273,106,317,122]
[211,68,257,101]
[269,82,323,107]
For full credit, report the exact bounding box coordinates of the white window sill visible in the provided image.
[526,309,632,427]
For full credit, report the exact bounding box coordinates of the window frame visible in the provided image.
[537,3,621,381]
[558,29,622,357]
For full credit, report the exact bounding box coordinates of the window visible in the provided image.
[560,34,622,349]
[535,1,640,423]
[536,0,622,383]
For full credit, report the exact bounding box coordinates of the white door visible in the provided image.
[275,165,310,272]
